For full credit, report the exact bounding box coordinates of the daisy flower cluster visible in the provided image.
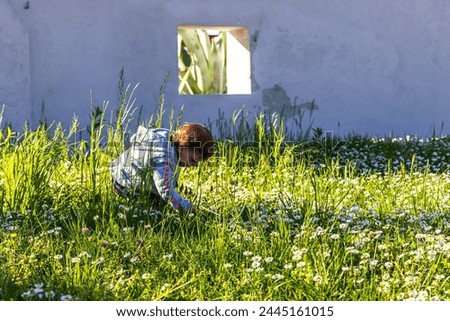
[310,134,450,174]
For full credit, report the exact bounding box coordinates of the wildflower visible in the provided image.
[60,294,73,301]
[408,290,418,299]
[405,275,420,286]
[71,257,80,263]
[434,274,445,281]
[345,247,360,254]
[79,251,92,259]
[292,252,302,261]
[396,293,405,300]
[92,257,104,265]
[135,238,144,247]
[384,262,394,269]
[81,227,91,235]
[141,273,151,279]
[161,283,170,291]
[130,256,140,263]
[313,275,323,284]
[284,263,293,270]
[100,241,110,249]
[162,253,173,260]
[378,281,390,293]
[224,263,233,269]
[339,223,348,230]
[355,278,365,284]
[296,261,306,268]
[34,283,44,294]
[417,290,429,301]
[21,290,33,298]
[342,266,350,272]
[427,250,438,261]
[264,257,274,263]
[312,227,323,237]
[251,261,261,268]
[292,247,307,261]
[271,274,284,280]
[369,260,379,268]
[330,234,340,240]
[53,254,63,260]
[415,233,427,240]
[243,250,253,257]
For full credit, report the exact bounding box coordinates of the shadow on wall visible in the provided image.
[262,84,318,118]
[260,84,319,140]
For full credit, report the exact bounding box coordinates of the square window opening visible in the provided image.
[178,25,251,95]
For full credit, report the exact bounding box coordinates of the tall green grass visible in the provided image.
[0,77,449,300]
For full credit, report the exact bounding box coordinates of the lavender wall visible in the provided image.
[2,0,450,136]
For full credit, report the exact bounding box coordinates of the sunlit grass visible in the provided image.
[0,81,449,300]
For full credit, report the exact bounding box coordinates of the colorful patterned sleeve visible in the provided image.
[153,157,192,211]
[151,158,193,211]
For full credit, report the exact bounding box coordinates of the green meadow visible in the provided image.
[0,79,449,301]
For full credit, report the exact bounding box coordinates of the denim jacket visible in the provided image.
[110,126,192,211]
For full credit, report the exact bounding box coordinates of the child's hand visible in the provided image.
[178,206,196,216]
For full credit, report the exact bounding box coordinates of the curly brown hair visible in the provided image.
[171,124,214,160]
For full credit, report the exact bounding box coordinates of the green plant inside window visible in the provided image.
[178,28,227,95]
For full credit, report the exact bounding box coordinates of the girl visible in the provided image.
[110,123,214,213]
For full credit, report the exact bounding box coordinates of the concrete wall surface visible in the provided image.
[2,0,450,136]
[0,0,31,129]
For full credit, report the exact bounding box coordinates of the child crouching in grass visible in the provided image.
[110,123,214,213]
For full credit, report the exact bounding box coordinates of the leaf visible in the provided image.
[178,29,212,92]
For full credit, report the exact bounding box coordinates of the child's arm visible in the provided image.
[152,159,193,212]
